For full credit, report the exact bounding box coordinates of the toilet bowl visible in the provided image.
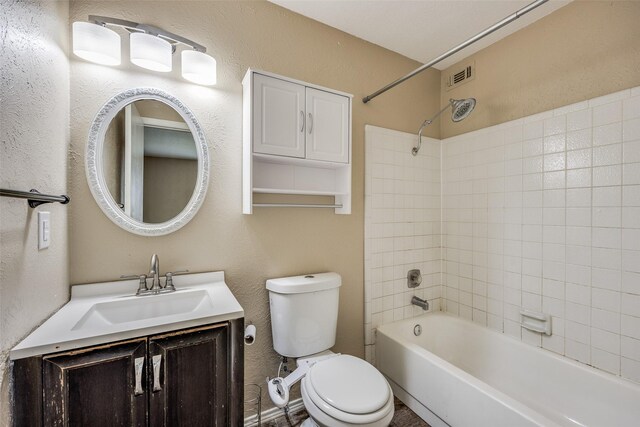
[299,354,394,427]
[266,273,394,426]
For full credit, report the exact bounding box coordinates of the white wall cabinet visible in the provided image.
[252,73,306,158]
[305,87,350,163]
[243,69,352,214]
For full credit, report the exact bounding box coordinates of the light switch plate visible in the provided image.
[38,211,50,250]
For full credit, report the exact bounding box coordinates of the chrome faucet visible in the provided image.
[149,254,161,292]
[411,296,429,311]
[121,254,188,296]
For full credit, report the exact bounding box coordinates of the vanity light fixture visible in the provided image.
[72,22,121,66]
[130,32,172,72]
[72,15,217,86]
[181,50,217,86]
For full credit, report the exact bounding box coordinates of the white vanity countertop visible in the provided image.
[10,271,244,360]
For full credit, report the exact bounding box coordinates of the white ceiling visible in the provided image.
[269,0,571,70]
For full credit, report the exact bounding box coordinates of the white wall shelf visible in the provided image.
[243,69,352,214]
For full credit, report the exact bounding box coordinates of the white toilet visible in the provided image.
[267,272,394,427]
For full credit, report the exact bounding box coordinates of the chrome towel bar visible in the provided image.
[0,188,70,208]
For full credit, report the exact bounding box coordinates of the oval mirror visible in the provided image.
[86,88,209,236]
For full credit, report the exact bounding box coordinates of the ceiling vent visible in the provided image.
[445,62,475,91]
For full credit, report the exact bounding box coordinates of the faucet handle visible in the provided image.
[121,274,150,295]
[163,270,189,291]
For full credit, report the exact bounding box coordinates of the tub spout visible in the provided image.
[412,296,429,311]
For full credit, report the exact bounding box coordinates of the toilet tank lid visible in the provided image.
[266,272,341,294]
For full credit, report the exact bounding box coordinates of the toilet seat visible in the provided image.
[301,355,394,426]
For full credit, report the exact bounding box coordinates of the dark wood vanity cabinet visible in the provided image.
[13,319,244,427]
[149,324,229,426]
[43,338,148,427]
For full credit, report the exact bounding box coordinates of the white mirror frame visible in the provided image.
[86,87,209,236]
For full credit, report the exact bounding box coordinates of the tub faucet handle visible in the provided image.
[407,269,422,288]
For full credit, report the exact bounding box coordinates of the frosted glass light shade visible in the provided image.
[181,51,217,86]
[72,22,121,66]
[130,33,172,72]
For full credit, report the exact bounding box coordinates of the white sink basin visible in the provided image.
[72,289,213,330]
[10,271,244,360]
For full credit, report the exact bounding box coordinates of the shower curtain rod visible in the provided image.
[362,0,549,104]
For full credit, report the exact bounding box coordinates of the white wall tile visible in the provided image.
[591,348,620,375]
[524,121,544,140]
[623,163,640,185]
[623,97,640,121]
[567,129,592,151]
[567,149,592,170]
[623,141,640,164]
[566,339,590,364]
[592,288,621,313]
[593,123,622,146]
[523,138,544,157]
[593,101,622,127]
[544,134,566,154]
[544,153,566,171]
[365,128,442,359]
[622,314,640,340]
[441,88,638,382]
[621,293,640,318]
[592,207,621,227]
[622,336,640,361]
[567,109,592,132]
[621,358,640,383]
[592,308,620,333]
[622,207,640,228]
[567,169,592,188]
[589,90,630,108]
[623,118,640,142]
[592,187,621,207]
[593,144,622,166]
[622,274,640,299]
[566,282,590,305]
[545,116,566,136]
[567,188,591,207]
[368,88,640,386]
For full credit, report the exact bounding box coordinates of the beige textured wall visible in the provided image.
[0,0,70,424]
[441,0,640,138]
[69,0,440,408]
[136,99,185,122]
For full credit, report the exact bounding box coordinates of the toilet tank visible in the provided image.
[266,272,341,358]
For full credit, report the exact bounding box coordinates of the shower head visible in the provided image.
[450,98,476,122]
[413,97,477,156]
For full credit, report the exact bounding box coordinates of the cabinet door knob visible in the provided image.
[300,111,305,133]
[308,113,313,134]
[152,354,163,392]
[134,357,145,396]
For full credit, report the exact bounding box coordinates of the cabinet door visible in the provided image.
[43,339,147,427]
[148,324,229,427]
[253,73,306,158]
[305,87,350,163]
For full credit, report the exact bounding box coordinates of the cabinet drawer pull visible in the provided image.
[134,357,144,396]
[308,113,313,134]
[152,354,162,392]
[300,111,305,132]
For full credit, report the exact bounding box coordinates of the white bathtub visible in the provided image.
[376,312,640,427]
